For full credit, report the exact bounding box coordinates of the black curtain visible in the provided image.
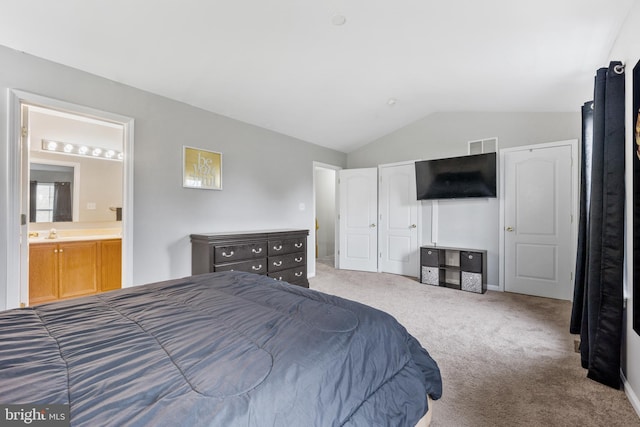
[53,181,72,222]
[29,180,37,222]
[570,61,625,389]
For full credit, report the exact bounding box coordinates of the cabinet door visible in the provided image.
[58,241,99,299]
[29,243,58,305]
[100,239,122,292]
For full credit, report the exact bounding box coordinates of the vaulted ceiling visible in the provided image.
[0,1,635,153]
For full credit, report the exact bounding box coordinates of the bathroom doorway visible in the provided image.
[7,90,134,308]
[313,163,340,273]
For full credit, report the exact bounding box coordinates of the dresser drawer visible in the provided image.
[268,266,307,286]
[213,242,267,263]
[269,252,305,273]
[268,238,306,256]
[214,258,267,274]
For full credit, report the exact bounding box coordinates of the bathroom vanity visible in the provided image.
[29,236,121,305]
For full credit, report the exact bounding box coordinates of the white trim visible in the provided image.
[5,91,22,309]
[6,90,134,309]
[499,139,579,295]
[312,161,342,277]
[622,370,640,419]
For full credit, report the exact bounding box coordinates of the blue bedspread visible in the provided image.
[0,271,442,426]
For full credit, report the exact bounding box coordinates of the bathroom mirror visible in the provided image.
[30,162,77,223]
[28,106,123,224]
[29,156,122,223]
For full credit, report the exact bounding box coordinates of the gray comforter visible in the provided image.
[0,271,442,426]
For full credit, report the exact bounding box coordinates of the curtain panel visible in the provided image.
[570,61,625,389]
[52,181,72,222]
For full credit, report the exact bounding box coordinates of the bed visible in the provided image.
[0,271,442,426]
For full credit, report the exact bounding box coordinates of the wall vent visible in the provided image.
[468,137,498,155]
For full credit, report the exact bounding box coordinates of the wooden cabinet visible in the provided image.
[100,239,122,292]
[420,245,487,294]
[29,243,59,305]
[29,238,121,305]
[191,229,309,288]
[58,241,99,300]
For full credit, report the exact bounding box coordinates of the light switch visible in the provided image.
[87,202,96,210]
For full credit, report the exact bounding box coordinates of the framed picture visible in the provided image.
[183,146,222,190]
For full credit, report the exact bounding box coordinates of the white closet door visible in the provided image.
[338,168,378,272]
[379,163,419,277]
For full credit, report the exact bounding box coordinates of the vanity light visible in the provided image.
[41,139,122,162]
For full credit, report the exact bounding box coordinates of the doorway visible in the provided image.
[501,140,578,300]
[313,162,341,276]
[6,90,134,309]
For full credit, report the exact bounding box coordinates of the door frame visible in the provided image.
[498,139,579,294]
[6,89,135,309]
[311,161,342,277]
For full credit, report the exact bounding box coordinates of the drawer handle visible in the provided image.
[427,250,432,255]
[468,255,473,259]
[273,245,283,251]
[295,272,303,277]
[222,251,234,258]
[252,265,263,271]
[294,242,303,248]
[294,257,303,263]
[273,261,283,267]
[252,248,263,254]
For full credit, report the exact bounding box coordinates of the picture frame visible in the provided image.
[183,146,222,190]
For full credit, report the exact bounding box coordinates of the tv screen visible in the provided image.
[415,152,497,200]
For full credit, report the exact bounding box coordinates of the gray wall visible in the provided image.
[0,45,346,308]
[347,111,581,287]
[348,112,580,168]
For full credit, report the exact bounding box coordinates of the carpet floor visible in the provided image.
[309,262,640,427]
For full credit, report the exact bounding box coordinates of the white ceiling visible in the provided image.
[0,0,635,153]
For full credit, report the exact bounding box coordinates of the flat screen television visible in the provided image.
[415,152,497,200]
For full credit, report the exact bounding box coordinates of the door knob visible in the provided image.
[410,224,417,229]
[370,223,376,228]
[505,226,514,232]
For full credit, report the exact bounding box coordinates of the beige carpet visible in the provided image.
[309,263,640,427]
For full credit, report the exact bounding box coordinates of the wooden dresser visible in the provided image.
[190,229,309,288]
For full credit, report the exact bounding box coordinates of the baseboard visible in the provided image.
[488,284,501,292]
[622,370,640,419]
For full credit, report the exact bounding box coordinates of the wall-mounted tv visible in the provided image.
[415,152,497,200]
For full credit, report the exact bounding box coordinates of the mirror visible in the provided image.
[30,162,76,223]
[28,107,123,224]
